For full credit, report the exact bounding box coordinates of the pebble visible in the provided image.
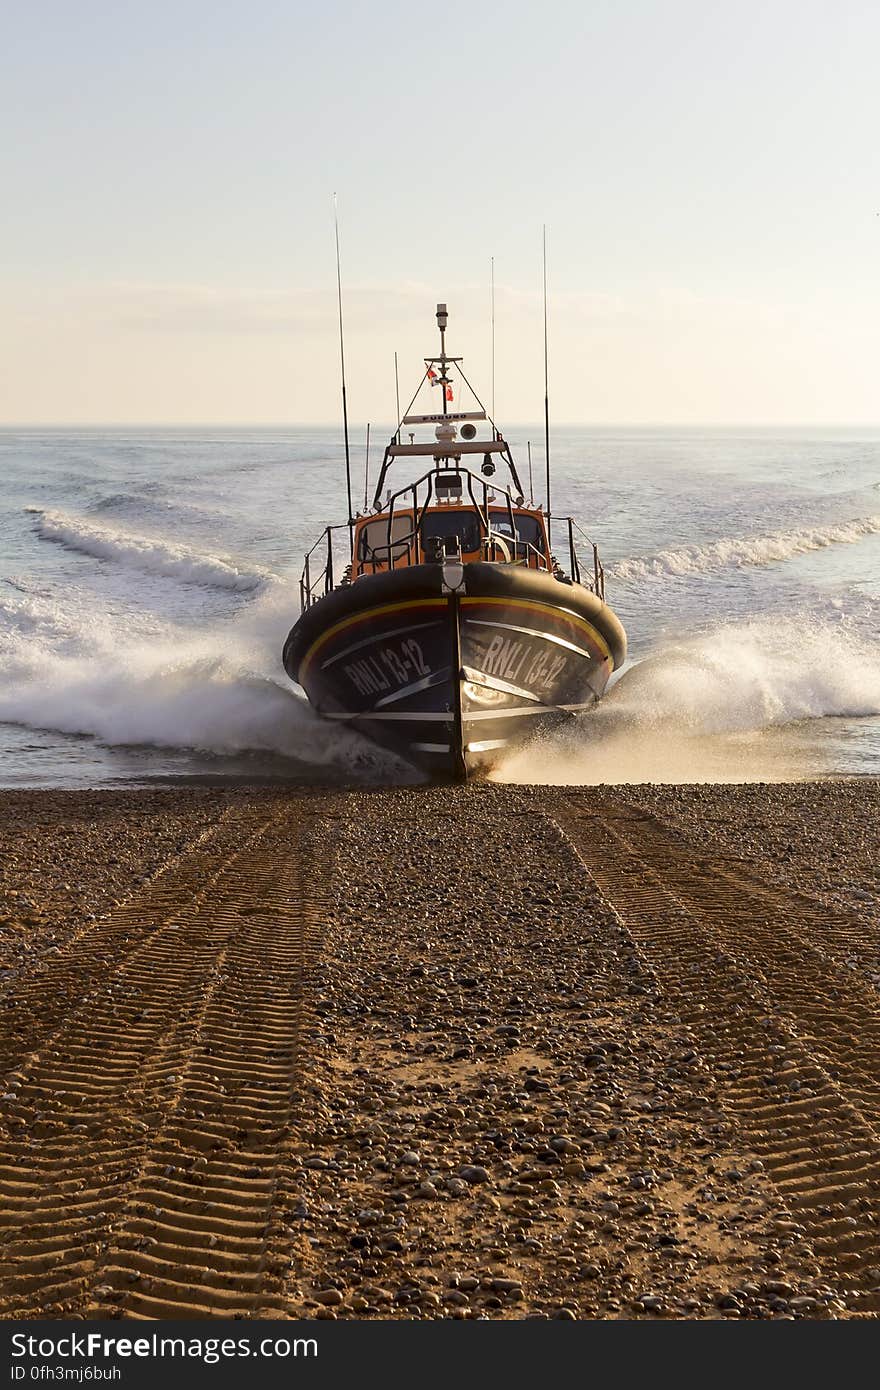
[637,1295,664,1313]
[445,1289,470,1306]
[314,1288,344,1306]
[459,1165,491,1184]
[5,783,867,1323]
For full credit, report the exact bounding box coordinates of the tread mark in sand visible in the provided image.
[0,799,335,1319]
[558,798,880,1312]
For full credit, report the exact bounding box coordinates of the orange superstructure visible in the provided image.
[352,502,552,578]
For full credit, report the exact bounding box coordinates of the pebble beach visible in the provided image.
[1,780,878,1319]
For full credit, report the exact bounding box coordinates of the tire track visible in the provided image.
[0,804,258,1079]
[0,798,335,1319]
[558,799,880,1310]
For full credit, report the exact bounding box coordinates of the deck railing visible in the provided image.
[299,467,606,610]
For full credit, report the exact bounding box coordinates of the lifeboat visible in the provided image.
[283,303,626,781]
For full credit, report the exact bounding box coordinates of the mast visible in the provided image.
[437,301,449,418]
[372,302,524,503]
[333,194,354,555]
[543,225,551,545]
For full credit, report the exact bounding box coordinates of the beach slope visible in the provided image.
[0,782,878,1320]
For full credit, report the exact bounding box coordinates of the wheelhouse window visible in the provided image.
[489,511,545,551]
[419,509,482,553]
[358,514,414,565]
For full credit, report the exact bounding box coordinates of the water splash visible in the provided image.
[0,581,411,781]
[493,616,880,785]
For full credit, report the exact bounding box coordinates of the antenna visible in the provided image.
[394,350,401,445]
[490,256,496,422]
[527,439,534,503]
[436,301,449,418]
[333,194,354,553]
[543,224,551,545]
[363,422,371,509]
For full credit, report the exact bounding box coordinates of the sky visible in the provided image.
[1,0,878,425]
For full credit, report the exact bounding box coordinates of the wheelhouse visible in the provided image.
[353,493,552,578]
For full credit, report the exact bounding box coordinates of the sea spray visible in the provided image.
[493,615,880,785]
[0,581,412,779]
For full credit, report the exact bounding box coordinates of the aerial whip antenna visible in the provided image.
[527,439,534,503]
[543,225,551,545]
[333,194,354,555]
[394,350,401,445]
[490,256,496,423]
[363,422,371,510]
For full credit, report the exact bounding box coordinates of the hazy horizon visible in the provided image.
[3,1,879,427]
[5,420,880,431]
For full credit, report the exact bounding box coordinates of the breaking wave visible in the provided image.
[493,616,880,785]
[28,508,275,592]
[611,514,880,582]
[0,583,411,780]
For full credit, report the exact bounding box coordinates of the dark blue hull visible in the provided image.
[283,562,627,780]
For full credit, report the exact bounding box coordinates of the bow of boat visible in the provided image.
[284,562,626,780]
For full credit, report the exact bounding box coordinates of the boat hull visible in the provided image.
[283,562,627,780]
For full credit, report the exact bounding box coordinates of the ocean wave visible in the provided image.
[610,514,880,582]
[0,583,410,779]
[27,507,274,592]
[493,615,880,785]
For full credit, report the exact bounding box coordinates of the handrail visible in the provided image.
[568,517,606,599]
[300,523,350,610]
[299,467,609,610]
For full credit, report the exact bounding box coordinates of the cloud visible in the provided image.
[0,276,633,336]
[80,280,453,335]
[1,274,877,423]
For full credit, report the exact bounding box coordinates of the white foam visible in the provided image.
[28,508,274,592]
[3,576,877,787]
[493,616,880,785]
[611,514,880,582]
[0,583,410,778]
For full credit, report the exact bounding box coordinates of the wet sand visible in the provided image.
[0,781,878,1319]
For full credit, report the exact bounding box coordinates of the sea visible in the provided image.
[1,425,879,788]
